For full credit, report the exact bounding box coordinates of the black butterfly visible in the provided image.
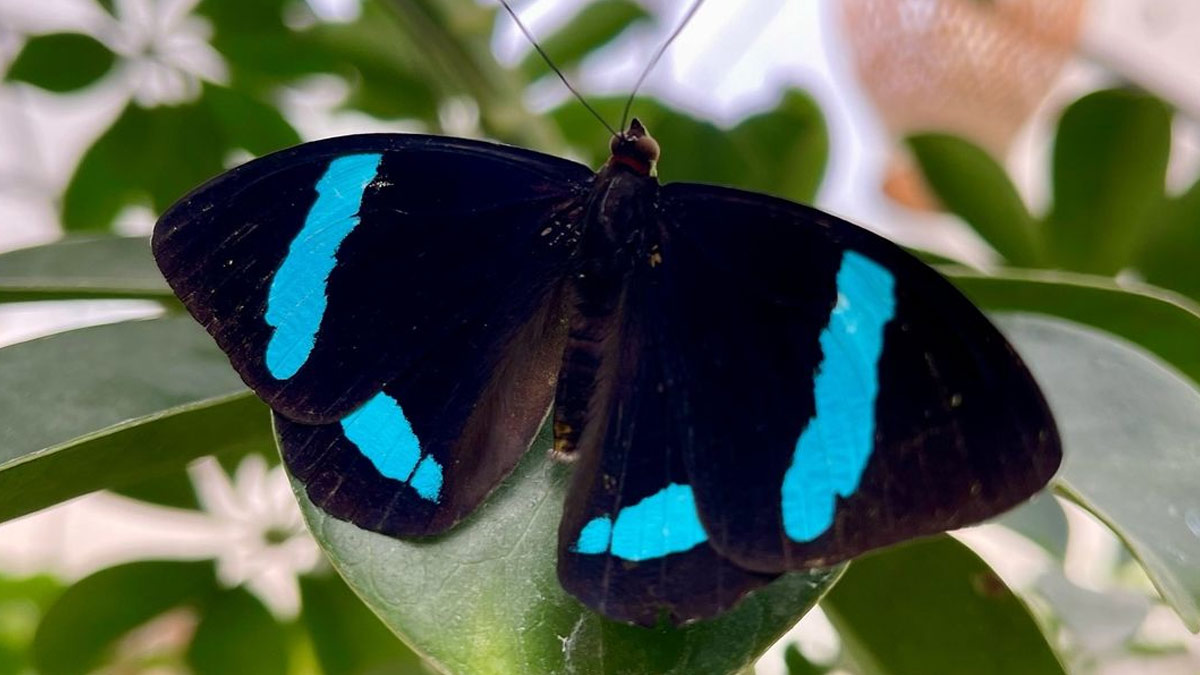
[152,119,1060,626]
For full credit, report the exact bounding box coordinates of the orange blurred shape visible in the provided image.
[839,0,1086,209]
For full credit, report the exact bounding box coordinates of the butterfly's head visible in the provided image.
[609,118,660,176]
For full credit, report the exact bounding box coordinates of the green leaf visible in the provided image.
[0,237,172,303]
[195,0,339,89]
[113,469,204,511]
[783,643,832,675]
[997,314,1200,631]
[294,428,839,675]
[187,588,288,675]
[201,85,303,156]
[0,574,63,675]
[520,0,650,79]
[734,91,829,204]
[301,6,441,122]
[300,573,427,675]
[116,447,280,512]
[822,536,1066,675]
[6,33,116,92]
[944,267,1200,387]
[1137,175,1200,303]
[62,87,299,232]
[0,317,272,524]
[553,91,828,203]
[194,0,440,123]
[1045,89,1172,274]
[908,134,1041,266]
[33,561,216,675]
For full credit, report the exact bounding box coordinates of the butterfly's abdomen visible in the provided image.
[552,167,659,460]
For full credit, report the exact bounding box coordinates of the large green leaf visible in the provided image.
[908,133,1041,267]
[294,427,839,675]
[553,91,828,204]
[300,573,427,674]
[0,317,271,523]
[32,561,217,675]
[822,536,1065,675]
[0,237,170,302]
[998,314,1200,631]
[187,588,288,675]
[1045,89,1172,274]
[5,33,116,92]
[519,0,650,79]
[62,86,299,232]
[1137,175,1200,303]
[945,267,1200,387]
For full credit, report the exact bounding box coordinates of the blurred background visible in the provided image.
[0,0,1199,673]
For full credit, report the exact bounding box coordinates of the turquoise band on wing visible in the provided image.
[341,391,443,503]
[573,483,708,562]
[781,252,896,542]
[265,153,383,380]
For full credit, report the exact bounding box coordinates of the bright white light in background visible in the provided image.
[496,0,877,229]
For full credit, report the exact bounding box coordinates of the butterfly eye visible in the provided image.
[632,134,660,164]
[609,128,660,167]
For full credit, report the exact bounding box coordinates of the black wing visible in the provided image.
[555,247,777,626]
[154,134,593,536]
[660,183,1061,572]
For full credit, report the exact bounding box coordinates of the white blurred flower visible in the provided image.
[189,455,321,619]
[105,0,228,105]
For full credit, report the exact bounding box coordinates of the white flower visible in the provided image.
[189,454,321,619]
[105,0,228,105]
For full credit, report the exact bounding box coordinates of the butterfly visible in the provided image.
[152,118,1061,627]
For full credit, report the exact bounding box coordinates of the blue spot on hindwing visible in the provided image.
[575,516,613,555]
[409,455,443,501]
[572,483,708,562]
[265,153,383,380]
[341,392,420,482]
[340,392,443,504]
[781,252,896,542]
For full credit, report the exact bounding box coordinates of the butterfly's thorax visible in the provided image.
[571,164,659,314]
[553,162,660,459]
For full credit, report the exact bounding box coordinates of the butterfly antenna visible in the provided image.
[619,0,706,132]
[498,0,618,137]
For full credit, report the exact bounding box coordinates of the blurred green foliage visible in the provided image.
[0,0,1199,673]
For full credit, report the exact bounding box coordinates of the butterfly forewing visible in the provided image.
[153,134,594,536]
[658,184,1061,572]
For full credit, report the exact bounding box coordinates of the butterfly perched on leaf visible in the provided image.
[151,115,1060,626]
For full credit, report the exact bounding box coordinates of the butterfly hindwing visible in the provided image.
[153,134,594,535]
[657,184,1061,573]
[556,249,777,626]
